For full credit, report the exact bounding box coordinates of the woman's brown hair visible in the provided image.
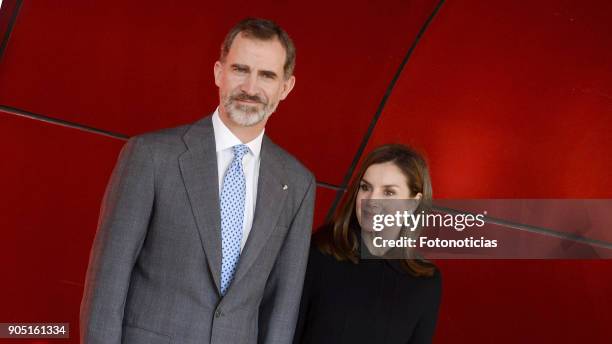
[314,143,436,277]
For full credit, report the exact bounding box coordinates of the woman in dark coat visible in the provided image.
[293,144,442,344]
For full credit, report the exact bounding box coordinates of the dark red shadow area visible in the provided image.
[360,1,612,343]
[0,111,125,342]
[1,0,611,343]
[0,0,439,185]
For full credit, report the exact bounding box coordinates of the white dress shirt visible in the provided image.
[212,108,263,251]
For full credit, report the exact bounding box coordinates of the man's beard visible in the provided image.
[223,91,278,127]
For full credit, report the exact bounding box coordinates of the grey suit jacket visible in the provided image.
[80,115,316,344]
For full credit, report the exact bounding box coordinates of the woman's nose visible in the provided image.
[364,200,382,213]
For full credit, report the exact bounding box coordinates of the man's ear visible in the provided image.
[279,75,296,100]
[214,61,223,87]
[414,192,423,200]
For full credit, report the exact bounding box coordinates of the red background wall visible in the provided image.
[1,0,610,343]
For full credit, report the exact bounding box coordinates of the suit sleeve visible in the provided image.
[258,174,316,344]
[80,136,155,344]
[292,247,318,344]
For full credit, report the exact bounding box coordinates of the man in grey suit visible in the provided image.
[80,18,315,344]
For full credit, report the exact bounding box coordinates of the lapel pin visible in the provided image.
[282,184,288,190]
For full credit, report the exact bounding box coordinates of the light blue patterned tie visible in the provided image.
[220,144,249,295]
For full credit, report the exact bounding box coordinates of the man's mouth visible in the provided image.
[232,96,264,105]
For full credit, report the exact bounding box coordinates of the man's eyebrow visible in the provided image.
[258,70,278,79]
[231,63,250,71]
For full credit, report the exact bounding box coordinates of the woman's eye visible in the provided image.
[384,190,395,196]
[359,184,368,191]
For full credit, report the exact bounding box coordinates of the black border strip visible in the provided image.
[0,0,24,63]
[325,0,446,222]
[433,205,612,251]
[0,105,362,190]
[316,181,344,191]
[0,105,129,140]
[1,103,347,191]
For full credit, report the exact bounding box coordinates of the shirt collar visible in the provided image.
[212,107,264,158]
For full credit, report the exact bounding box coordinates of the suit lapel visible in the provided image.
[231,136,289,286]
[179,116,223,294]
[179,117,289,295]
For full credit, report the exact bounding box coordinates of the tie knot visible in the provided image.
[233,144,249,159]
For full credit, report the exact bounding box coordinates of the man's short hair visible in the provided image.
[220,18,296,78]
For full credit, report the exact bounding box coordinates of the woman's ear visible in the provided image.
[407,192,422,214]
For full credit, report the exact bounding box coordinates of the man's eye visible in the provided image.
[233,67,247,73]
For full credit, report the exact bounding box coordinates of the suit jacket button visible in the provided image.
[215,309,222,318]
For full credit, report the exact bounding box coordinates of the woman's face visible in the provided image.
[355,162,422,232]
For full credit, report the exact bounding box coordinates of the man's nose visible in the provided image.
[240,74,259,95]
